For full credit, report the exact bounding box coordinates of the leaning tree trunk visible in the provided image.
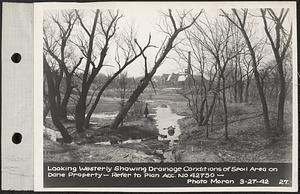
[222,9,271,131]
[253,70,271,131]
[110,9,201,129]
[111,39,172,129]
[84,68,125,128]
[111,77,150,129]
[84,88,106,129]
[44,56,72,143]
[240,30,270,131]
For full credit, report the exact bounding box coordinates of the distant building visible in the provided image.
[160,73,201,88]
[158,52,209,88]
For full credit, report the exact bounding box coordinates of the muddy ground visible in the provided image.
[44,89,293,163]
[174,103,293,163]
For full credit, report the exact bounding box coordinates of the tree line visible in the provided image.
[43,8,292,143]
[175,8,292,139]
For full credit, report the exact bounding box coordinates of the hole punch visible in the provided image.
[11,53,21,63]
[12,133,22,144]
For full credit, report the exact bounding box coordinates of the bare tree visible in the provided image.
[118,72,128,126]
[73,10,122,132]
[261,8,293,132]
[83,32,153,128]
[43,55,72,143]
[188,15,243,140]
[230,21,245,103]
[175,35,217,131]
[221,9,271,131]
[43,76,50,121]
[111,9,203,129]
[44,10,83,120]
[242,52,254,103]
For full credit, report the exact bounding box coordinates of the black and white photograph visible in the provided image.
[33,1,297,191]
[1,1,298,192]
[43,4,294,163]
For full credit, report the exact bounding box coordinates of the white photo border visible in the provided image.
[34,1,298,192]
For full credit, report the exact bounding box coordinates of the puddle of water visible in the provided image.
[154,105,184,145]
[122,139,142,144]
[45,102,184,162]
[101,97,126,101]
[94,141,111,145]
[153,104,184,162]
[163,87,181,90]
[95,139,142,146]
[145,100,154,103]
[67,115,74,120]
[90,112,118,119]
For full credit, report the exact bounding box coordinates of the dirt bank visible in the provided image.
[44,104,170,163]
[44,99,292,163]
[172,103,292,163]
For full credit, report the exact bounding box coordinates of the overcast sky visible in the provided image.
[44,3,294,78]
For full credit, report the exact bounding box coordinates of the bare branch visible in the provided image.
[75,10,91,37]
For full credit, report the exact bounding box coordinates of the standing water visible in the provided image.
[154,104,184,162]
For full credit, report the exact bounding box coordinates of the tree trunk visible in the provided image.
[210,104,215,132]
[254,71,271,130]
[222,9,272,131]
[49,107,72,143]
[234,58,238,102]
[110,10,201,129]
[203,75,221,125]
[239,80,243,103]
[238,61,243,103]
[74,10,100,133]
[260,8,292,133]
[44,56,72,143]
[277,60,285,132]
[229,84,233,103]
[221,77,229,140]
[54,70,63,106]
[75,88,88,133]
[244,78,250,103]
[43,99,50,122]
[60,76,73,120]
[111,77,150,129]
[240,30,270,131]
[84,87,106,129]
[84,69,125,128]
[274,79,279,108]
[203,95,216,125]
[205,97,209,138]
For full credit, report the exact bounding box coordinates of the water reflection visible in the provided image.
[154,105,184,146]
[91,112,118,119]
